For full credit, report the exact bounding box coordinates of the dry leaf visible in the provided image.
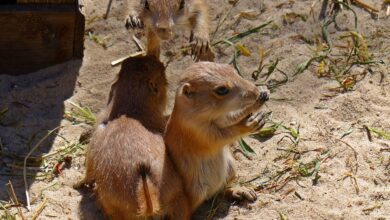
[235,43,251,56]
[236,10,258,20]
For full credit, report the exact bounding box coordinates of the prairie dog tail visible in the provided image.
[136,164,160,216]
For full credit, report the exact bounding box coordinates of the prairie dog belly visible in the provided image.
[188,148,232,208]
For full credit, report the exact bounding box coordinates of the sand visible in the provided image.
[0,0,389,219]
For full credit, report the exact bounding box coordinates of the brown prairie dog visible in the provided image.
[81,56,190,219]
[125,0,213,61]
[165,62,270,211]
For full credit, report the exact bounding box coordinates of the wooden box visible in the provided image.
[0,0,84,75]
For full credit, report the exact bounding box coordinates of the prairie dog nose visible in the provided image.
[155,19,174,30]
[157,27,170,33]
[156,28,173,40]
[258,87,270,102]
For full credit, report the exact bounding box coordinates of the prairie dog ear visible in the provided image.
[181,83,194,98]
[148,80,159,95]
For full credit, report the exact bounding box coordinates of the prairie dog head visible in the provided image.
[140,0,187,40]
[175,62,269,128]
[109,56,167,118]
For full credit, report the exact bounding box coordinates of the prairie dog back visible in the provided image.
[81,56,190,219]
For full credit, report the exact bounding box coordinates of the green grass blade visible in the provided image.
[213,20,273,46]
[238,138,256,156]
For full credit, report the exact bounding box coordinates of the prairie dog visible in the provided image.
[125,0,213,61]
[165,62,270,211]
[82,56,190,219]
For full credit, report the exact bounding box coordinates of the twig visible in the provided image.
[309,0,318,20]
[338,139,358,173]
[337,139,360,194]
[132,35,146,52]
[319,0,329,19]
[363,202,383,214]
[6,181,26,220]
[0,202,12,210]
[110,35,146,67]
[103,0,113,19]
[24,126,63,211]
[31,197,48,220]
[363,125,372,142]
[351,0,379,12]
[111,51,146,66]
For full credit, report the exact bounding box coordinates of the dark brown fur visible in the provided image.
[82,56,190,220]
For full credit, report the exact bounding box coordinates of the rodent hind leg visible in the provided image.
[73,159,95,189]
[98,196,127,220]
[223,153,256,202]
[73,177,92,190]
[167,196,191,220]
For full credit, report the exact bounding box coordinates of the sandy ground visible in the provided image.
[1,0,389,219]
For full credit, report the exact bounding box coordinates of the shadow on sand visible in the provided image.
[0,60,82,205]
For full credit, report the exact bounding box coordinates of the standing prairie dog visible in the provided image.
[81,56,190,219]
[165,62,270,211]
[125,0,213,61]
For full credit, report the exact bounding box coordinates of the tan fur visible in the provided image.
[126,0,213,60]
[165,62,269,210]
[82,56,190,220]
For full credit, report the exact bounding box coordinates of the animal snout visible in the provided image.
[156,28,173,40]
[258,87,270,102]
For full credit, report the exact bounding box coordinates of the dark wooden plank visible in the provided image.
[0,4,76,12]
[17,0,76,4]
[73,0,85,58]
[0,3,84,75]
[0,1,17,4]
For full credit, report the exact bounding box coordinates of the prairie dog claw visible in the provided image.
[125,15,144,29]
[246,111,267,132]
[225,186,257,202]
[190,33,212,61]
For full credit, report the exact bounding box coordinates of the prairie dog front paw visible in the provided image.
[125,14,144,29]
[245,111,267,133]
[190,32,211,61]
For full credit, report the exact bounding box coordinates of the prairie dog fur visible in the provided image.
[165,62,270,211]
[125,0,213,61]
[82,56,190,219]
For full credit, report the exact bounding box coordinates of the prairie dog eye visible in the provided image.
[179,0,185,10]
[145,0,150,10]
[214,86,230,96]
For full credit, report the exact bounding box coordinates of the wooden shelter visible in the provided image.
[0,0,84,75]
